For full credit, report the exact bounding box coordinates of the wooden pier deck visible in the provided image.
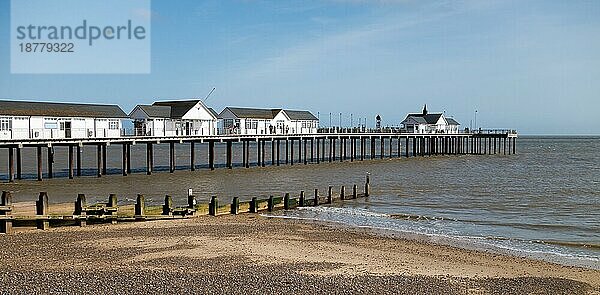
[0,131,517,182]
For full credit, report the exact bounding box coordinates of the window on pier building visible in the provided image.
[224,119,234,129]
[0,117,12,131]
[109,120,119,130]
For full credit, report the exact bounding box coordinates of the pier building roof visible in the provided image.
[219,107,318,121]
[281,110,319,121]
[0,100,128,118]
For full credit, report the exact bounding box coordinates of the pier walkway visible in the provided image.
[0,130,517,182]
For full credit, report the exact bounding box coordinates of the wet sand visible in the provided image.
[0,215,598,294]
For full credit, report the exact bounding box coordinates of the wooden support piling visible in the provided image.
[305,138,309,165]
[277,139,281,166]
[8,147,14,183]
[261,139,266,167]
[190,141,196,171]
[0,191,13,234]
[76,145,81,177]
[271,139,275,166]
[226,141,233,169]
[250,197,258,213]
[36,192,49,230]
[47,147,54,179]
[208,141,215,170]
[146,143,153,175]
[299,191,305,207]
[380,137,384,159]
[290,139,294,165]
[365,175,370,197]
[209,196,218,216]
[97,144,103,177]
[231,197,239,214]
[284,193,290,210]
[102,144,107,175]
[268,196,274,212]
[37,146,43,181]
[353,184,357,199]
[68,145,74,179]
[188,195,196,209]
[121,143,128,176]
[163,195,173,216]
[316,138,320,164]
[135,194,145,219]
[340,185,346,201]
[170,142,176,172]
[16,147,22,180]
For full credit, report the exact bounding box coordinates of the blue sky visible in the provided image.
[1,0,599,134]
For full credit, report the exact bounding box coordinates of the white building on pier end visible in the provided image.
[0,100,128,140]
[400,105,461,134]
[129,99,218,136]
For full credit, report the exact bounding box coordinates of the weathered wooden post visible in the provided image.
[284,193,290,210]
[226,141,233,169]
[262,140,266,167]
[74,194,87,227]
[365,175,371,197]
[36,192,49,230]
[340,185,346,201]
[316,138,320,164]
[67,145,74,179]
[16,147,22,180]
[47,146,54,179]
[268,196,274,212]
[102,144,107,175]
[188,195,197,209]
[76,145,82,177]
[190,141,196,171]
[163,195,173,216]
[207,141,215,170]
[250,197,258,213]
[299,191,305,207]
[37,146,43,181]
[169,142,176,173]
[313,189,319,206]
[8,147,14,183]
[121,143,128,176]
[231,197,239,215]
[126,143,132,175]
[135,194,145,220]
[146,142,153,175]
[277,139,281,166]
[352,184,358,199]
[209,196,218,216]
[0,191,13,234]
[327,187,332,204]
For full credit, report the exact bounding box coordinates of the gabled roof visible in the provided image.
[207,108,218,118]
[446,118,460,125]
[152,99,201,119]
[282,110,318,121]
[220,107,281,119]
[134,105,172,118]
[0,99,128,118]
[404,113,444,125]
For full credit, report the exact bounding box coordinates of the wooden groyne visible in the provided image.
[0,131,517,182]
[0,177,371,234]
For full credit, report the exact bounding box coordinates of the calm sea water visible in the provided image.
[1,136,598,268]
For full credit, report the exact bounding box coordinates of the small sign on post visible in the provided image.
[188,188,193,197]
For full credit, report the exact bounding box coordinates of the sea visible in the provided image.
[1,136,598,269]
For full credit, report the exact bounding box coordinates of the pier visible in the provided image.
[0,130,517,182]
